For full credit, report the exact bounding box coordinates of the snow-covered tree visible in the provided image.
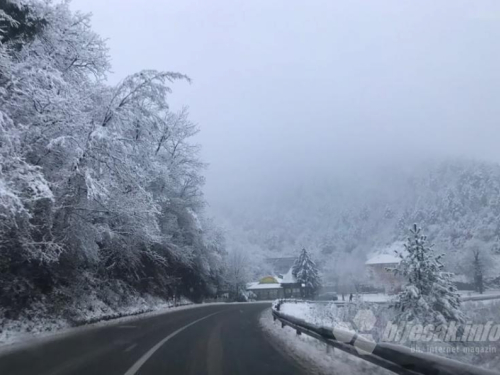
[0,0,225,314]
[292,248,321,298]
[225,250,250,299]
[390,224,464,324]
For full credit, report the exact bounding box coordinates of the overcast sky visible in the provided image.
[71,0,500,212]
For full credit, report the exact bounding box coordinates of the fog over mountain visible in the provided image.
[69,0,500,275]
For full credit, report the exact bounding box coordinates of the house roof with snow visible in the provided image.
[365,241,406,265]
[246,281,282,290]
[246,269,298,291]
[246,257,299,291]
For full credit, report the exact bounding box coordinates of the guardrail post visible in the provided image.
[296,329,301,335]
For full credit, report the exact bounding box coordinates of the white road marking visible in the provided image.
[123,310,225,375]
[124,343,138,352]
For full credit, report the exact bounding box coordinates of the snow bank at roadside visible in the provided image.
[279,301,366,332]
[0,294,193,347]
[280,302,315,321]
[260,308,392,375]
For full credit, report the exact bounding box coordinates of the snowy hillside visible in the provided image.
[217,159,500,280]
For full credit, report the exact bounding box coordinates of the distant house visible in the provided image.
[246,276,283,300]
[366,244,472,293]
[246,257,302,300]
[365,242,406,294]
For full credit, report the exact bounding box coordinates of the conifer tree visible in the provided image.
[292,248,321,298]
[390,224,463,324]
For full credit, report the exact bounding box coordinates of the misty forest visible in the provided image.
[1,1,500,373]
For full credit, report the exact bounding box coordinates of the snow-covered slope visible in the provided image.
[217,159,500,279]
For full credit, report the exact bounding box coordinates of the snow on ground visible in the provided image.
[0,301,187,349]
[260,308,393,375]
[0,298,194,350]
[339,290,500,304]
[280,300,392,337]
[280,301,352,330]
[0,290,199,347]
[354,293,392,303]
[335,290,500,304]
[0,295,192,346]
[281,302,317,321]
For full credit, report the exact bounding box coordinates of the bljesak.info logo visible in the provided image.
[382,321,500,343]
[337,309,499,355]
[382,320,500,354]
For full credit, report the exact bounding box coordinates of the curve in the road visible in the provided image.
[0,303,306,375]
[123,310,225,375]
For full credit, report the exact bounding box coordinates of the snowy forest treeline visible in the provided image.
[0,0,226,323]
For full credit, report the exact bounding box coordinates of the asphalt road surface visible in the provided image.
[0,303,307,375]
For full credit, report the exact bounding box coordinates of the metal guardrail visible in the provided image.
[272,300,499,375]
[281,297,389,307]
[298,293,500,306]
[461,294,500,302]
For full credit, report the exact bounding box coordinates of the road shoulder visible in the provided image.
[259,308,393,375]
